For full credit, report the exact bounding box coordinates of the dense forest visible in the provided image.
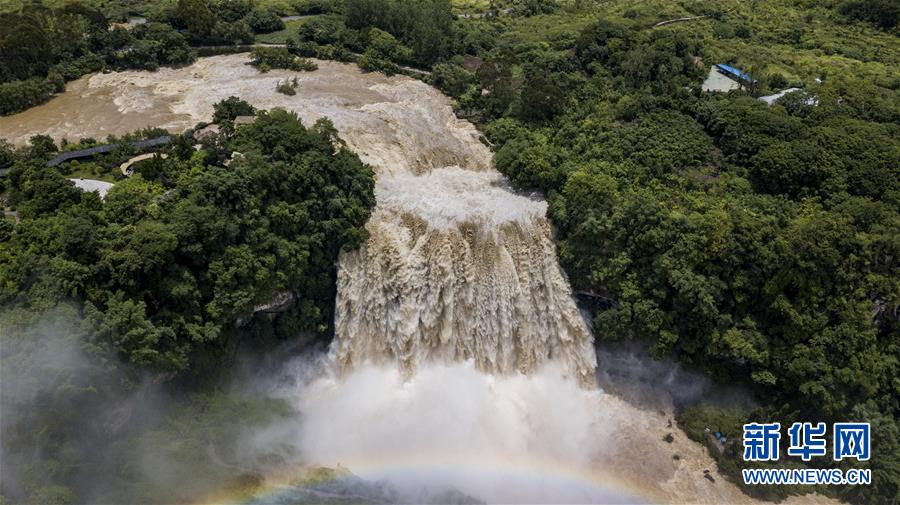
[1,0,899,503]
[0,103,375,502]
[2,102,374,372]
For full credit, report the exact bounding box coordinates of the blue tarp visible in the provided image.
[716,63,756,83]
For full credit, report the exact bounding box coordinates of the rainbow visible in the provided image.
[196,454,666,504]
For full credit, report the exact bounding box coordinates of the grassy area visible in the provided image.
[498,11,596,46]
[59,162,121,183]
[255,17,316,44]
[451,0,490,14]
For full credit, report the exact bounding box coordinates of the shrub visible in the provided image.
[211,20,255,45]
[250,47,318,71]
[212,96,256,123]
[276,78,299,95]
[357,51,399,76]
[428,63,476,97]
[244,9,284,33]
[0,78,54,116]
[297,16,345,45]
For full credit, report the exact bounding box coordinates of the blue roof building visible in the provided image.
[715,63,756,83]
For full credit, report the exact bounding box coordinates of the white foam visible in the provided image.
[268,361,643,504]
[376,167,546,230]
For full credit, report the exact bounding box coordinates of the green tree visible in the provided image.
[518,72,564,122]
[212,96,256,122]
[175,0,217,37]
[244,9,284,33]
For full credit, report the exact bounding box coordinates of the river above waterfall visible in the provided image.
[0,55,837,505]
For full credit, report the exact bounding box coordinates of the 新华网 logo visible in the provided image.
[740,422,872,486]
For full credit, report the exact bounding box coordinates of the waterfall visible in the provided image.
[313,79,597,384]
[334,170,596,384]
[12,55,774,503]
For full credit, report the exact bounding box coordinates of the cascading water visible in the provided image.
[334,168,597,385]
[0,55,838,504]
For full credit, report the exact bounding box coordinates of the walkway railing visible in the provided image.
[46,136,171,167]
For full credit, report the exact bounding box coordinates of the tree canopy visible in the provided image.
[1,104,375,375]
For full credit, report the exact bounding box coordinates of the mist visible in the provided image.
[2,304,764,505]
[0,307,298,504]
[259,358,638,503]
[594,341,757,413]
[234,347,755,504]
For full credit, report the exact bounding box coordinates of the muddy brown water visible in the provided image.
[0,56,392,147]
[0,75,188,146]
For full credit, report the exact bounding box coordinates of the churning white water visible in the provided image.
[0,55,838,504]
[335,166,597,384]
[268,360,642,503]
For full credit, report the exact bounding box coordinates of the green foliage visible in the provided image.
[0,4,195,115]
[518,71,564,122]
[838,0,900,31]
[432,3,900,502]
[474,59,515,117]
[1,1,898,502]
[292,0,337,15]
[126,22,197,67]
[575,18,706,91]
[130,0,270,44]
[297,15,346,45]
[345,0,453,65]
[250,46,318,71]
[210,19,255,45]
[0,104,375,375]
[276,77,299,95]
[174,0,217,37]
[0,78,55,115]
[12,165,82,219]
[244,8,284,33]
[428,62,477,97]
[291,1,458,73]
[494,130,565,189]
[509,0,557,17]
[0,3,107,82]
[678,404,747,446]
[355,28,412,75]
[215,0,253,21]
[212,96,256,122]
